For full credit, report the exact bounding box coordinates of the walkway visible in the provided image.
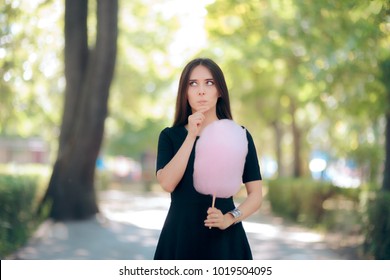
[10,189,346,260]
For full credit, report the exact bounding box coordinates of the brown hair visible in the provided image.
[173,58,233,127]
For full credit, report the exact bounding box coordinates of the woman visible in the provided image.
[154,58,263,260]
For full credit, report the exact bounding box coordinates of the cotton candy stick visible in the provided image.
[212,194,216,208]
[209,194,216,229]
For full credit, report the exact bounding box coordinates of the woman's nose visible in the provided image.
[198,85,205,95]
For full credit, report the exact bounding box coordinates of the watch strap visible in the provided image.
[228,208,242,219]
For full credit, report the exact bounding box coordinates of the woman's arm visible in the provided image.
[156,134,197,193]
[228,180,263,224]
[157,110,207,193]
[205,180,263,229]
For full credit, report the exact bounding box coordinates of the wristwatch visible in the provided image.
[228,208,242,219]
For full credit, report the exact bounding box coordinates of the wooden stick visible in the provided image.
[209,194,216,229]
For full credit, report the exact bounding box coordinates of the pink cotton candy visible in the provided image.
[193,119,248,198]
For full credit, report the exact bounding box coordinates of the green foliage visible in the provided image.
[267,179,390,258]
[364,190,390,259]
[3,0,387,180]
[1,0,179,159]
[0,174,48,258]
[102,0,181,158]
[268,178,337,225]
[0,1,63,138]
[103,117,165,158]
[205,0,389,180]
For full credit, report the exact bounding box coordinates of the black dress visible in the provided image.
[153,125,262,260]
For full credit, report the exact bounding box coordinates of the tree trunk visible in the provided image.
[272,120,285,177]
[380,58,390,191]
[290,100,302,177]
[40,0,118,220]
[384,113,390,191]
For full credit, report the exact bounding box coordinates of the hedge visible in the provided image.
[0,174,47,258]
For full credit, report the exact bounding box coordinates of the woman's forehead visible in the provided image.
[189,65,213,80]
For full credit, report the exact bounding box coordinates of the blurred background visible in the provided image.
[0,0,389,259]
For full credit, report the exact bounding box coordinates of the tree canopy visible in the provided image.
[204,0,389,182]
[1,0,389,189]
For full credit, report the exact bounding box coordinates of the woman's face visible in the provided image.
[187,65,220,114]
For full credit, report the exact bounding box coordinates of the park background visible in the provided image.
[0,0,389,259]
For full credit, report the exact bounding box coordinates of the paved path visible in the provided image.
[10,190,343,260]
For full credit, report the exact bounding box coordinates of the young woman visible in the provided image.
[154,58,263,260]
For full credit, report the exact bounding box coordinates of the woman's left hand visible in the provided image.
[204,207,234,230]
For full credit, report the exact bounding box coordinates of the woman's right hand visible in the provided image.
[187,108,208,138]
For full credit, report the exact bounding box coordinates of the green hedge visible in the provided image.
[0,174,47,258]
[267,178,390,259]
[267,177,361,228]
[268,178,335,225]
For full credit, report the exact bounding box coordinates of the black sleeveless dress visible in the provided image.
[153,125,262,260]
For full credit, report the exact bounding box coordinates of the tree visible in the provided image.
[40,0,118,220]
[205,0,387,180]
[381,58,390,191]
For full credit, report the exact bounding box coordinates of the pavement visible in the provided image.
[9,189,348,260]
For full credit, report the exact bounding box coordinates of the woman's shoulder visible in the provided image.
[235,122,250,133]
[159,125,187,138]
[237,124,255,142]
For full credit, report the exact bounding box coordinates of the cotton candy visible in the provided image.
[193,119,248,198]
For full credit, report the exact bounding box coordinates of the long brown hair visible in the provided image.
[173,58,233,127]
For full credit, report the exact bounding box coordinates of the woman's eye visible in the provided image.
[189,81,197,86]
[206,81,214,86]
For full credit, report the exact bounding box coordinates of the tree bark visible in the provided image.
[380,58,390,191]
[272,120,285,177]
[384,113,390,191]
[40,0,118,220]
[290,100,302,177]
